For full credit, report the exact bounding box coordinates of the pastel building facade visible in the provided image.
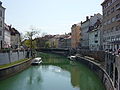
[0,2,5,49]
[101,0,120,51]
[71,24,81,49]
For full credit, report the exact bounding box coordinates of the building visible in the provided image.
[71,24,81,49]
[80,16,90,49]
[0,2,5,49]
[101,0,120,51]
[80,13,102,50]
[35,35,54,48]
[88,19,102,51]
[58,34,71,49]
[101,0,120,90]
[49,35,59,48]
[3,23,11,48]
[9,26,20,49]
[65,35,71,49]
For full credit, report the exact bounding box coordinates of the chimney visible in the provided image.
[0,1,2,6]
[81,21,83,24]
[86,16,89,21]
[90,16,93,18]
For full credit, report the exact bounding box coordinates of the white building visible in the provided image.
[80,13,103,50]
[88,19,102,51]
[80,17,90,49]
[89,13,103,26]
[4,24,11,48]
[9,26,20,49]
[0,2,5,49]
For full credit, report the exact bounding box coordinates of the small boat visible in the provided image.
[67,56,76,60]
[31,57,42,65]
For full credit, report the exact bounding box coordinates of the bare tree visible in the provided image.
[24,26,40,57]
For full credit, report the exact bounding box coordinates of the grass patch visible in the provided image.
[0,58,31,69]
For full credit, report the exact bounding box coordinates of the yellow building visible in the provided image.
[71,24,81,49]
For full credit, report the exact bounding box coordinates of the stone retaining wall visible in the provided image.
[105,52,120,90]
[0,59,32,80]
[77,50,105,62]
[0,50,31,65]
[76,56,114,90]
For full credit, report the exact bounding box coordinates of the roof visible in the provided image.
[4,23,10,32]
[101,0,108,5]
[0,1,6,9]
[8,26,20,35]
[87,19,102,32]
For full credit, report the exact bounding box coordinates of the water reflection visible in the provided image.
[0,52,105,90]
[27,66,43,85]
[39,52,105,90]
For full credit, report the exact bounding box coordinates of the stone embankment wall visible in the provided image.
[0,58,32,80]
[76,56,114,90]
[38,48,69,56]
[105,52,120,90]
[0,50,31,65]
[76,50,105,62]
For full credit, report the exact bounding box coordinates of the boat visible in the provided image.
[67,55,76,61]
[31,57,42,65]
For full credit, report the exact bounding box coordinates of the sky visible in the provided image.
[1,0,103,35]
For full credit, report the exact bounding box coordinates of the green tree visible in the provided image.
[45,41,50,48]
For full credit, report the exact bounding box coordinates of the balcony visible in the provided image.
[116,17,120,22]
[116,5,120,10]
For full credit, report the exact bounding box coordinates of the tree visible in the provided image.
[45,41,50,48]
[25,27,40,48]
[24,27,40,56]
[23,39,37,49]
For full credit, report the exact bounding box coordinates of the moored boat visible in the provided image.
[31,57,42,65]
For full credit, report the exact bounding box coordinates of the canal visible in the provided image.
[0,52,105,90]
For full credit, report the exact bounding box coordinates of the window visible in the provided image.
[0,20,2,27]
[114,67,118,88]
[116,14,120,19]
[108,20,111,24]
[95,41,98,43]
[0,31,2,36]
[95,33,98,37]
[116,25,120,31]
[112,27,116,31]
[111,7,114,13]
[111,17,115,22]
[0,10,2,17]
[107,10,110,16]
[103,12,107,17]
[116,3,120,8]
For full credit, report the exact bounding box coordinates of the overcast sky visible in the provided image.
[1,0,103,35]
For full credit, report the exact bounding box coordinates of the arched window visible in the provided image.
[110,63,113,80]
[0,31,2,36]
[114,67,118,88]
[0,10,2,17]
[0,20,2,27]
[119,80,120,90]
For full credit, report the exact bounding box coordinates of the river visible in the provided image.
[0,52,105,90]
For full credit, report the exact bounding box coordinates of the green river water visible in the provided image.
[0,52,105,90]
